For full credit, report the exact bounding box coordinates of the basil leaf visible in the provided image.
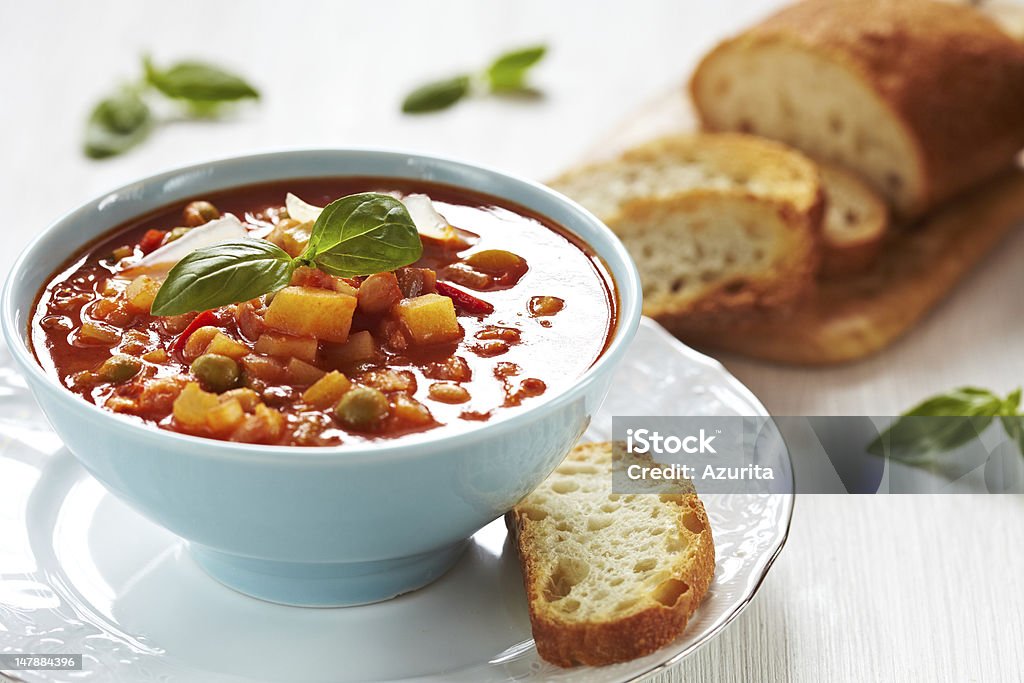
[144,56,259,103]
[1001,388,1021,416]
[151,239,295,316]
[1000,415,1024,456]
[301,193,422,277]
[867,387,1004,460]
[84,87,153,159]
[402,75,471,113]
[486,45,546,91]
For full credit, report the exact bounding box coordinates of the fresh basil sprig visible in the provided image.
[84,87,154,159]
[868,387,1024,461]
[150,193,422,316]
[402,44,546,114]
[84,56,258,159]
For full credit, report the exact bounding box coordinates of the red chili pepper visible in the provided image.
[170,310,218,355]
[138,229,167,255]
[436,281,494,315]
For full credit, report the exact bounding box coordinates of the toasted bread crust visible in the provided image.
[507,443,716,668]
[692,0,1024,216]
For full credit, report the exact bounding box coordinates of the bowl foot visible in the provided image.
[189,540,469,607]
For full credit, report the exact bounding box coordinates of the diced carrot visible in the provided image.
[138,229,167,255]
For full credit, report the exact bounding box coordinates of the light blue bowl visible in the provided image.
[0,149,642,606]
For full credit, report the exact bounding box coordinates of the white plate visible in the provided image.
[0,318,793,682]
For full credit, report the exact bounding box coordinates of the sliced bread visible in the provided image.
[818,162,889,277]
[690,0,1024,217]
[549,133,824,323]
[507,441,715,667]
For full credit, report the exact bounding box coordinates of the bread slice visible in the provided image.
[507,441,715,667]
[691,0,1024,217]
[818,162,889,277]
[549,133,824,322]
[667,166,1024,364]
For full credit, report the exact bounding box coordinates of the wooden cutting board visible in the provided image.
[581,90,1024,365]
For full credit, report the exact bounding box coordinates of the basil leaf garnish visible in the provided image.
[150,193,424,316]
[867,387,1010,461]
[151,239,295,316]
[144,56,259,103]
[486,45,546,91]
[302,193,423,277]
[84,87,153,159]
[402,75,471,113]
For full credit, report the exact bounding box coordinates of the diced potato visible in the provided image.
[220,387,261,412]
[78,322,121,346]
[324,330,378,366]
[302,370,351,409]
[254,332,318,363]
[393,394,433,425]
[205,332,250,360]
[287,358,326,386]
[125,275,162,313]
[394,293,461,345]
[267,219,312,258]
[173,382,220,429]
[206,398,245,434]
[183,325,221,361]
[264,286,356,343]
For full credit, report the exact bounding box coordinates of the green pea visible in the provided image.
[191,353,240,393]
[97,354,142,384]
[334,386,390,430]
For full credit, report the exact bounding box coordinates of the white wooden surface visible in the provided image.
[1,2,1022,681]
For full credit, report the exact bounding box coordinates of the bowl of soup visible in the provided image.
[1,150,641,606]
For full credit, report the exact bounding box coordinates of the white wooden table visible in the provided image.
[2,2,1022,681]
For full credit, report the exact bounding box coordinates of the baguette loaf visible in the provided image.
[691,0,1024,217]
[507,442,715,667]
[549,133,824,322]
